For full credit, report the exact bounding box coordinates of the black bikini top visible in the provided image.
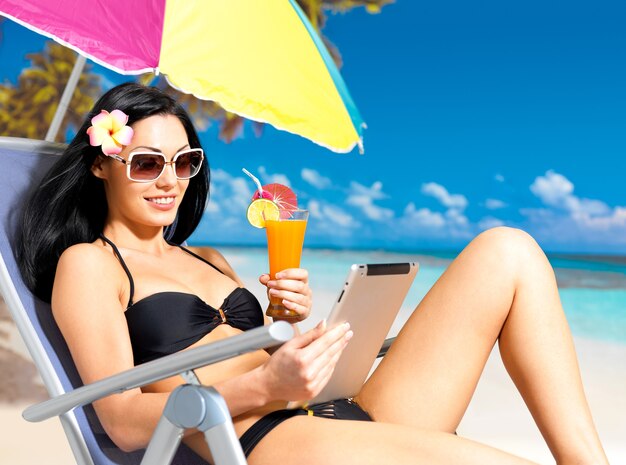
[100,235,264,365]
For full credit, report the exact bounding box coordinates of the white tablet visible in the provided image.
[289,262,419,408]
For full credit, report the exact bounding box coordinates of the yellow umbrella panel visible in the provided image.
[160,0,365,153]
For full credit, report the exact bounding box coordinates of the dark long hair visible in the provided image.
[18,82,210,302]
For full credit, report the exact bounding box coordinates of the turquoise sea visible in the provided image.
[208,246,626,346]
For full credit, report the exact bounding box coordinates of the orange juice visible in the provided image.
[265,212,308,318]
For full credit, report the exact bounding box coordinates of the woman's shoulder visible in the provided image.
[53,241,128,311]
[57,241,121,275]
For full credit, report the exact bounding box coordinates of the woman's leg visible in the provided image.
[355,227,608,465]
[249,416,540,465]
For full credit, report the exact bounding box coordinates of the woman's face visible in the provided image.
[92,114,193,231]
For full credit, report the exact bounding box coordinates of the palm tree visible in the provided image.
[0,42,101,141]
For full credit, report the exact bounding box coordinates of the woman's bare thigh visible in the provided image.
[248,415,537,465]
[355,228,531,432]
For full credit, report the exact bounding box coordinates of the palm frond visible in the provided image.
[0,42,101,141]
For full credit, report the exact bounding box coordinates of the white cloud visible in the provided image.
[421,182,468,210]
[478,216,505,231]
[307,199,358,229]
[445,208,469,226]
[349,181,387,200]
[574,206,626,231]
[204,201,220,214]
[258,166,291,187]
[230,178,254,207]
[566,197,611,216]
[211,168,231,183]
[324,205,357,228]
[301,168,332,189]
[346,181,393,221]
[524,170,626,247]
[308,198,323,219]
[529,170,574,209]
[207,168,253,215]
[402,203,446,228]
[485,198,507,210]
[346,196,393,221]
[495,174,505,183]
[391,182,473,241]
[530,170,610,216]
[197,167,626,253]
[398,202,472,240]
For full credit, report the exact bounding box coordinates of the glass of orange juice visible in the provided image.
[264,209,309,319]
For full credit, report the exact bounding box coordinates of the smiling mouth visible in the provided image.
[145,196,175,205]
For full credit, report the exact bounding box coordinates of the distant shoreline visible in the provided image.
[189,241,626,264]
[192,243,626,292]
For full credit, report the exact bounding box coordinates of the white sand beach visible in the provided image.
[1,293,625,464]
[458,337,626,464]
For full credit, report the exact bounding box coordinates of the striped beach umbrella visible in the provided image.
[0,0,365,153]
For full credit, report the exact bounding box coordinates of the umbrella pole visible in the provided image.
[45,54,87,142]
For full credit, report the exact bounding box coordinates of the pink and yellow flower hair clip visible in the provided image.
[86,109,134,155]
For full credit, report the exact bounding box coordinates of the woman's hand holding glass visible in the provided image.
[259,268,312,322]
[258,320,353,402]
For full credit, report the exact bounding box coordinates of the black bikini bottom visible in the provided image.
[239,398,372,457]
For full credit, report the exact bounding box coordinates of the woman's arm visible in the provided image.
[52,244,173,451]
[214,320,353,416]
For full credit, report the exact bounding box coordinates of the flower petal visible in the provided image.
[101,136,123,155]
[112,126,134,146]
[91,110,113,131]
[110,109,129,132]
[86,126,109,147]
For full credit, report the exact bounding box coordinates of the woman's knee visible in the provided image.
[469,227,544,272]
[475,226,539,253]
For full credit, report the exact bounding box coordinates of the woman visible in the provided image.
[18,83,608,465]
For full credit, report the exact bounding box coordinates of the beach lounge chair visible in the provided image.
[0,136,299,465]
[0,136,396,465]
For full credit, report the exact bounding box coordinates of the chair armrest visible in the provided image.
[377,336,395,358]
[23,321,294,422]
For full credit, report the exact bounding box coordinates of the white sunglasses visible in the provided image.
[106,148,204,182]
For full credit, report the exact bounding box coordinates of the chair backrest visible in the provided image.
[0,137,206,465]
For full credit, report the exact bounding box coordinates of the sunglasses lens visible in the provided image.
[129,154,165,181]
[175,150,203,179]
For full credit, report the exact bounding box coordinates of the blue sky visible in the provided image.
[1,1,625,254]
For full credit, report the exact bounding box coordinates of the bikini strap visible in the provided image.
[176,245,226,275]
[99,234,135,307]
